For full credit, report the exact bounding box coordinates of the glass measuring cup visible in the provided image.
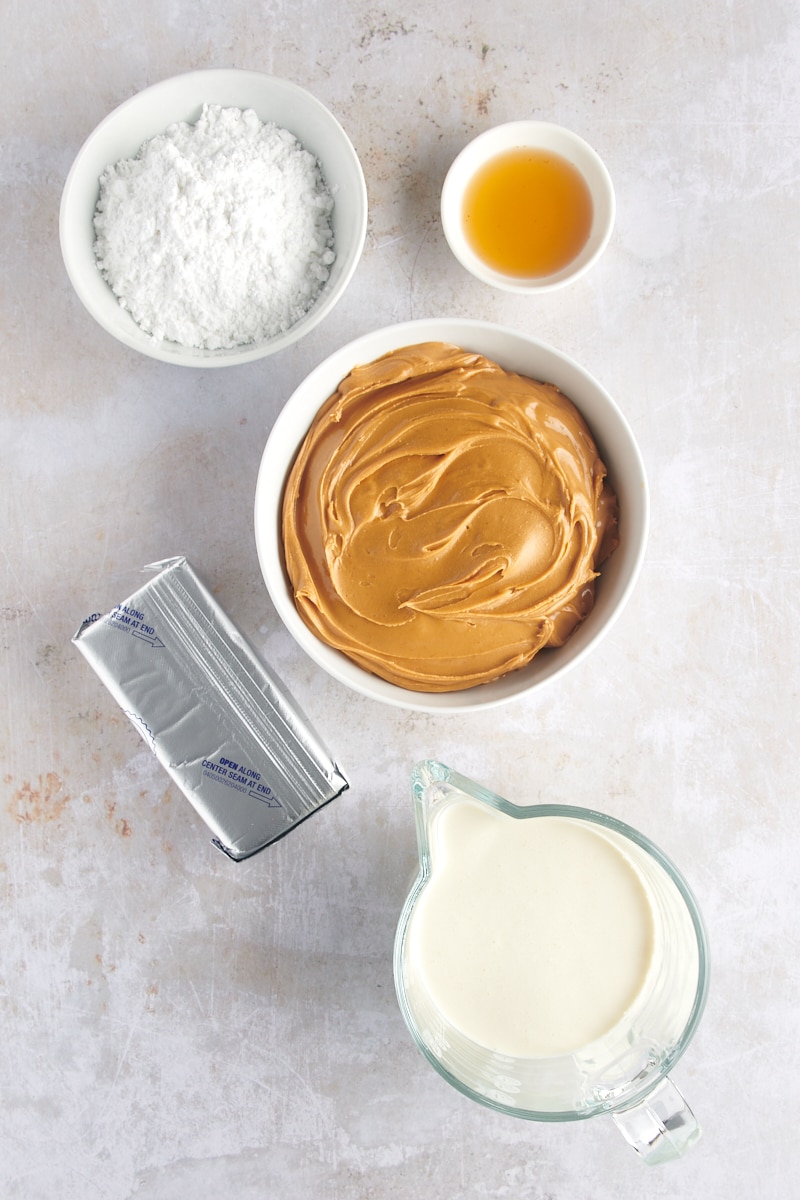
[393,761,709,1164]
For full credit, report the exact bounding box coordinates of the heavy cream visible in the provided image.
[405,800,655,1058]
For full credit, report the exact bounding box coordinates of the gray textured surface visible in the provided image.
[2,1,798,1196]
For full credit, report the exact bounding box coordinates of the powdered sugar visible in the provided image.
[93,105,335,350]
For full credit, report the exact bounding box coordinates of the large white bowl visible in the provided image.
[60,70,368,366]
[254,319,648,713]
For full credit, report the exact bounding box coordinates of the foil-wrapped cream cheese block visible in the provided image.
[73,556,349,860]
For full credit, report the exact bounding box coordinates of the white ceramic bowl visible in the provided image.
[440,122,615,294]
[254,318,648,713]
[60,70,368,366]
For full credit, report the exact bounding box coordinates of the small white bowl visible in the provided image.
[254,318,648,714]
[60,70,368,367]
[440,122,615,294]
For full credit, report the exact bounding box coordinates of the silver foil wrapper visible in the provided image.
[73,556,349,860]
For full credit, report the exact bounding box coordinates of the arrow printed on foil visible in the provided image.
[249,788,281,807]
[132,630,165,648]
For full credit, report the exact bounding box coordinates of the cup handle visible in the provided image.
[611,1076,701,1165]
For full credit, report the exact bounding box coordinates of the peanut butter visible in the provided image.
[281,342,618,692]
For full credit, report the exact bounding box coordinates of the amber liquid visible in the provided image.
[462,147,593,278]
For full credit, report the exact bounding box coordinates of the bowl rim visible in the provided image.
[254,317,649,713]
[440,120,616,294]
[59,68,368,367]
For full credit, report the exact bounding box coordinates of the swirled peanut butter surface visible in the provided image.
[282,343,618,692]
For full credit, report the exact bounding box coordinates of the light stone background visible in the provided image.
[2,1,798,1197]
